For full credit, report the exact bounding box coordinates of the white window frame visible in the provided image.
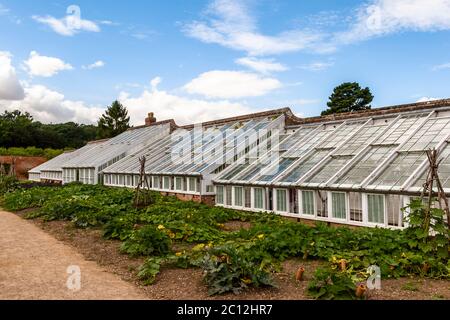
[216,185,224,205]
[364,193,387,227]
[274,188,289,213]
[252,187,265,211]
[299,189,316,217]
[233,186,243,207]
[163,176,171,190]
[188,177,197,192]
[175,177,183,191]
[153,176,161,190]
[330,191,348,221]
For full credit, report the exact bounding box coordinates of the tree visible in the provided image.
[0,110,36,148]
[321,82,373,116]
[97,100,130,139]
[0,109,99,149]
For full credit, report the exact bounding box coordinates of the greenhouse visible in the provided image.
[28,140,105,182]
[214,101,450,228]
[60,122,172,185]
[102,109,287,202]
[28,99,450,229]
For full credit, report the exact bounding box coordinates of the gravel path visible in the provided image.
[0,210,145,300]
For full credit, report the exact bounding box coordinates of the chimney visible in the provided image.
[145,112,156,125]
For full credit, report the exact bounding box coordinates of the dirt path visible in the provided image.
[0,210,146,300]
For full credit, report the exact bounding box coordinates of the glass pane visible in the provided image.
[254,188,264,209]
[234,187,243,206]
[368,194,385,224]
[216,186,224,204]
[387,194,402,226]
[332,192,346,219]
[276,189,287,212]
[226,186,232,206]
[302,191,314,215]
[316,190,328,217]
[349,192,362,222]
[244,187,251,208]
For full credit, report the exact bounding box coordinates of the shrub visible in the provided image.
[0,175,19,195]
[120,225,171,257]
[307,267,360,300]
[198,245,274,295]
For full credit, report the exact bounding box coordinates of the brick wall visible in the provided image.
[159,191,215,206]
[0,156,47,180]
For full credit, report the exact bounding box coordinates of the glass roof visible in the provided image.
[213,109,450,193]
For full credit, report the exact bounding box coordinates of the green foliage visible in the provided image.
[0,110,97,149]
[0,147,66,159]
[138,257,163,285]
[307,267,360,300]
[97,100,130,139]
[121,225,171,257]
[197,245,274,295]
[321,82,373,116]
[0,175,19,194]
[404,198,449,260]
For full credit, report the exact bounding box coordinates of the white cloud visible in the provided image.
[337,0,450,44]
[150,77,162,91]
[185,0,450,56]
[416,97,441,103]
[2,84,104,124]
[99,20,119,26]
[119,85,257,126]
[32,7,100,36]
[23,51,73,77]
[183,0,332,56]
[0,4,10,15]
[299,61,334,71]
[294,99,321,106]
[432,62,450,71]
[235,57,287,74]
[184,70,282,99]
[0,51,25,100]
[82,60,105,70]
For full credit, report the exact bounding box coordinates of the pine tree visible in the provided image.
[97,100,130,139]
[321,82,373,116]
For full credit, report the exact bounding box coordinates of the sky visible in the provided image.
[1,0,450,126]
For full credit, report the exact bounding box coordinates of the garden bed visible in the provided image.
[2,184,449,300]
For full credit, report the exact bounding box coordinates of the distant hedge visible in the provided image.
[0,147,70,159]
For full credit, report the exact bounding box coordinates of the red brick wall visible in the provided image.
[0,156,47,180]
[160,191,215,206]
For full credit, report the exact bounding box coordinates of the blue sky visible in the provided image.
[1,0,450,125]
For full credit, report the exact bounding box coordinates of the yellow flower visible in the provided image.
[241,278,252,284]
[157,224,165,230]
[257,234,265,240]
[193,243,206,251]
[175,252,182,257]
[168,232,176,239]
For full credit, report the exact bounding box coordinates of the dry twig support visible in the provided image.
[420,149,450,229]
[133,156,153,207]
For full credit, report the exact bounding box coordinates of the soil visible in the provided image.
[0,210,145,300]
[3,208,450,300]
[222,220,253,232]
